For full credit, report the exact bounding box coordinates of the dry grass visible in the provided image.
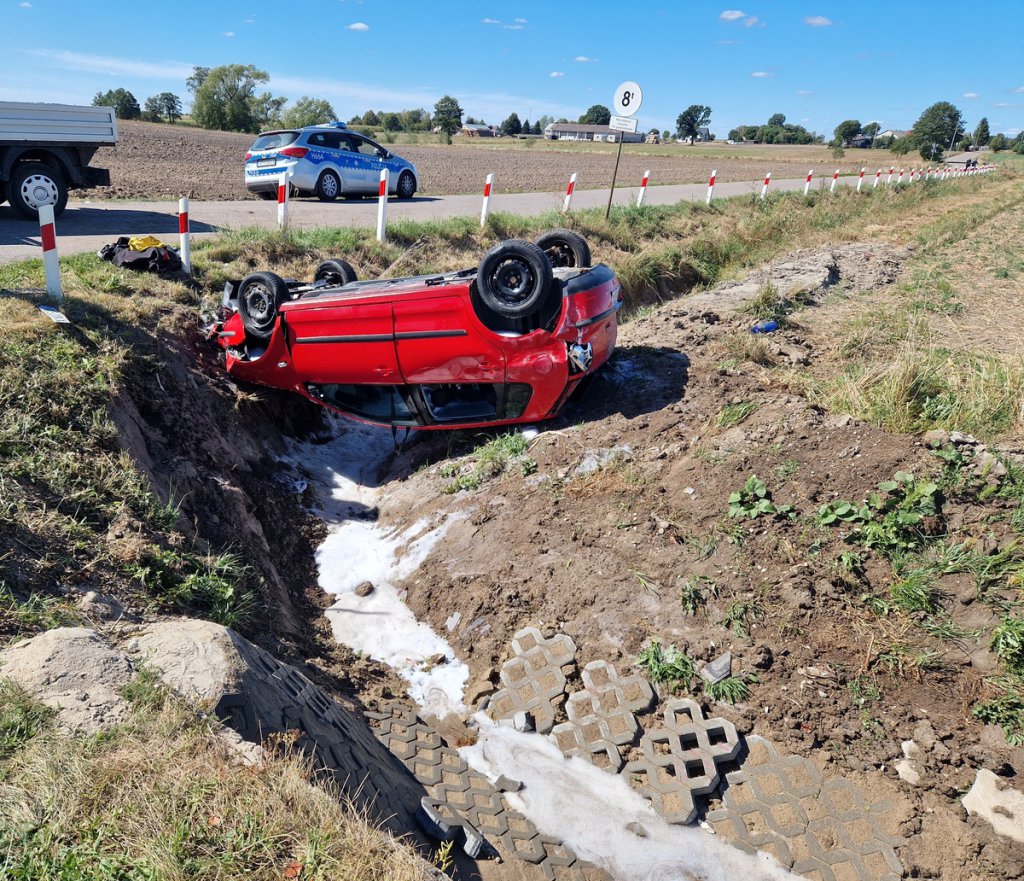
[0,683,433,881]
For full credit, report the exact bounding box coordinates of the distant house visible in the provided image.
[847,134,872,148]
[544,123,644,144]
[461,123,499,137]
[877,129,910,141]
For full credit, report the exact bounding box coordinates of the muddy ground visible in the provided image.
[79,121,892,201]
[275,242,1024,881]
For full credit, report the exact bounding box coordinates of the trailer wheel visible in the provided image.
[9,163,69,220]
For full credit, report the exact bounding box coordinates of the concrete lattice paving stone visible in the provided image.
[369,703,609,881]
[490,628,578,734]
[706,736,903,881]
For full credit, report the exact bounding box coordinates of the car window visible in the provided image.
[323,132,348,150]
[318,384,415,423]
[422,384,498,423]
[250,131,299,150]
[350,136,384,158]
[306,132,328,148]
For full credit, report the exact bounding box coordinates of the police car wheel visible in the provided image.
[397,171,416,200]
[316,170,341,202]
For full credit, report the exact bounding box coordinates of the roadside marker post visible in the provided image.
[38,203,62,304]
[277,173,290,230]
[636,169,650,207]
[376,168,390,241]
[910,168,916,184]
[178,197,191,275]
[857,168,865,192]
[706,168,716,205]
[874,168,882,189]
[887,167,894,185]
[803,169,813,196]
[830,168,839,193]
[563,172,577,212]
[480,173,494,227]
[897,169,905,185]
[760,171,771,200]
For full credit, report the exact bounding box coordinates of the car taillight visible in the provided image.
[244,152,252,160]
[279,147,309,158]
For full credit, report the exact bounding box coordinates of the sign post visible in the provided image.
[605,80,642,219]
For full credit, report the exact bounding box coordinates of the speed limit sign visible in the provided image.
[613,81,643,118]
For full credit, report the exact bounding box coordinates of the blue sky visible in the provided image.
[2,0,1021,138]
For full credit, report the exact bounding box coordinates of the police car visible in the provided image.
[244,121,419,201]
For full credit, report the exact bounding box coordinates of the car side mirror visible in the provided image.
[381,150,391,159]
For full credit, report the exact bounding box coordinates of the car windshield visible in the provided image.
[250,131,300,151]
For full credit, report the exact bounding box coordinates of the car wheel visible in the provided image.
[237,271,290,341]
[315,170,341,202]
[534,228,591,269]
[256,190,276,201]
[8,162,69,220]
[397,171,416,199]
[476,240,553,318]
[314,259,358,286]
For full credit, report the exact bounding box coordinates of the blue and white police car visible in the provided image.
[244,122,419,201]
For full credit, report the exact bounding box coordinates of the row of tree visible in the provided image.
[728,114,823,145]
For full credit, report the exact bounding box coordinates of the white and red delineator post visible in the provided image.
[563,172,577,212]
[874,168,882,189]
[376,168,389,241]
[480,173,494,227]
[803,169,813,196]
[178,197,191,275]
[857,167,865,192]
[830,168,839,193]
[887,167,894,185]
[760,171,771,199]
[706,168,716,205]
[38,203,62,303]
[910,168,916,183]
[636,169,650,207]
[897,168,905,185]
[277,173,290,229]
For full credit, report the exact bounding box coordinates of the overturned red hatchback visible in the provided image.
[212,230,621,430]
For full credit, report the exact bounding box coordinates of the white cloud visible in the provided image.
[27,49,194,80]
[994,102,1018,108]
[19,2,32,7]
[743,15,760,27]
[804,15,832,26]
[1014,86,1024,93]
[346,21,369,30]
[514,17,527,23]
[751,71,773,78]
[481,17,501,24]
[719,9,746,20]
[550,71,564,77]
[573,56,595,62]
[797,89,815,95]
[223,31,235,37]
[242,18,255,23]
[962,91,980,98]
[503,24,524,29]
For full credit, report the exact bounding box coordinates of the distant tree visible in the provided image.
[192,64,273,133]
[399,108,430,131]
[433,95,464,135]
[348,115,362,125]
[380,112,400,132]
[92,88,141,120]
[141,96,161,122]
[282,97,336,129]
[989,133,1008,152]
[578,104,611,125]
[973,117,990,146]
[862,121,881,140]
[465,116,477,125]
[500,112,522,136]
[767,112,786,127]
[830,144,846,159]
[675,104,712,144]
[891,136,913,157]
[186,67,211,97]
[662,129,671,141]
[536,114,553,131]
[361,110,381,127]
[533,121,542,135]
[522,118,531,134]
[158,92,182,123]
[909,101,963,161]
[833,119,862,146]
[874,135,894,149]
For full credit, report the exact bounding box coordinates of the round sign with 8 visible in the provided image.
[613,81,643,118]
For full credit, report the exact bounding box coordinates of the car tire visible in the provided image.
[396,171,416,200]
[8,162,69,220]
[315,170,341,202]
[314,259,358,286]
[476,239,553,318]
[534,229,591,269]
[256,190,276,201]
[237,271,290,341]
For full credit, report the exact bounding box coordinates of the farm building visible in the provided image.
[544,123,644,143]
[460,123,500,137]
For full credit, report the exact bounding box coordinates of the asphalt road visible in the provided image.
[0,165,972,264]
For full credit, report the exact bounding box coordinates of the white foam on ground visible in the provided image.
[463,718,797,881]
[288,418,468,717]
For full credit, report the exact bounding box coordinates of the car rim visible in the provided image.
[544,242,575,267]
[323,175,338,197]
[244,283,274,328]
[400,174,413,196]
[490,257,536,304]
[20,174,58,209]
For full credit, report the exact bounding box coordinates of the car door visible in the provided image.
[283,299,401,385]
[325,132,364,192]
[348,134,387,193]
[393,294,505,384]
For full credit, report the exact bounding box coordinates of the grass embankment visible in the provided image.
[0,678,432,881]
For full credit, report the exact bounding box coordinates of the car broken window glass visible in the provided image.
[318,384,415,423]
[422,384,499,422]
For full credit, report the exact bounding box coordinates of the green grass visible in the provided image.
[635,639,696,691]
[704,673,756,704]
[441,431,531,494]
[723,598,765,638]
[0,679,54,760]
[717,401,758,428]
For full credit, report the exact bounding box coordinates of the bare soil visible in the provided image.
[78,121,899,201]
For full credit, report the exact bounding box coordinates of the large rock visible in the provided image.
[0,627,134,733]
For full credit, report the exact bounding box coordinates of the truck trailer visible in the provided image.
[0,101,118,220]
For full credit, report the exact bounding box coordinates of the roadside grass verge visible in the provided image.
[0,679,433,881]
